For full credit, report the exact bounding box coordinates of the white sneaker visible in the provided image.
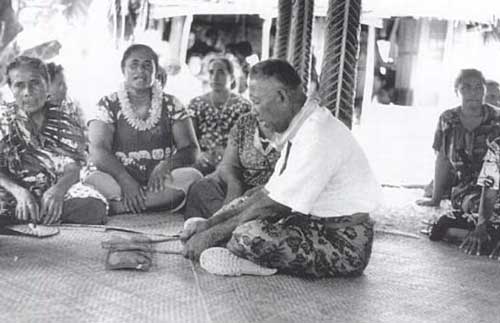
[200,247,277,276]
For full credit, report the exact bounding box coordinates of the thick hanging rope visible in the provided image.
[274,0,292,60]
[319,0,361,129]
[288,0,314,93]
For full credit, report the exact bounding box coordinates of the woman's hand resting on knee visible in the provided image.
[147,161,173,192]
[118,175,147,214]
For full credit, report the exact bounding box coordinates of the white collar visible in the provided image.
[270,97,319,151]
[253,127,274,155]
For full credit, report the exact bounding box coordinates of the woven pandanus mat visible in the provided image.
[0,213,206,323]
[106,211,185,236]
[2,213,500,323]
[192,232,500,323]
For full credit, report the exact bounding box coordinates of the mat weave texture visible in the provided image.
[1,212,499,323]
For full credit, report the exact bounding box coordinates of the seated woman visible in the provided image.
[46,62,86,130]
[417,69,500,246]
[0,56,107,227]
[84,44,202,215]
[418,69,500,208]
[188,56,251,175]
[184,112,280,219]
[454,136,500,259]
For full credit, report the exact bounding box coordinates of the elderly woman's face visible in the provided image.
[123,48,156,90]
[458,76,485,107]
[9,65,49,115]
[208,60,232,91]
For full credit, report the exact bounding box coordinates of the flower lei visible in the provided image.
[118,81,163,131]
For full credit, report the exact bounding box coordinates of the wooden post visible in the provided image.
[112,0,118,46]
[120,0,127,43]
[260,15,272,60]
[170,17,184,61]
[361,23,376,123]
[180,15,193,63]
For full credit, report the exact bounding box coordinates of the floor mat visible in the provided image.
[1,213,499,323]
[372,187,452,236]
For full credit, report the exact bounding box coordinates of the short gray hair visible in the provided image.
[6,56,50,86]
[249,59,302,90]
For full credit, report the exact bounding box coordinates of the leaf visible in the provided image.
[319,0,362,129]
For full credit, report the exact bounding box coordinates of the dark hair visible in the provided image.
[208,56,236,89]
[226,41,253,58]
[6,56,50,86]
[205,27,219,40]
[486,80,500,88]
[120,44,159,72]
[454,69,486,92]
[249,59,301,89]
[46,62,64,81]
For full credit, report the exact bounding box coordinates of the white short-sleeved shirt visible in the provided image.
[265,99,381,217]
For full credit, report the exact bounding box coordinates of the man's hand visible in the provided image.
[180,217,209,243]
[193,151,217,174]
[41,185,65,225]
[460,224,490,256]
[147,161,173,192]
[182,230,217,260]
[14,188,40,223]
[118,176,146,214]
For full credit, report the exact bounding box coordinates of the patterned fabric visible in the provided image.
[432,104,500,181]
[0,102,106,219]
[430,210,500,244]
[430,111,500,241]
[189,93,251,159]
[89,92,191,185]
[432,104,500,215]
[184,114,279,219]
[227,213,374,278]
[60,98,86,131]
[229,113,280,188]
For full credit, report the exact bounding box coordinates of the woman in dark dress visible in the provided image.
[85,44,202,214]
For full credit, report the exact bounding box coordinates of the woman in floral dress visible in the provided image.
[184,113,280,219]
[417,69,500,257]
[0,56,107,226]
[188,56,252,174]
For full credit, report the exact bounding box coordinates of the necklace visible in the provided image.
[210,91,232,110]
[118,81,162,131]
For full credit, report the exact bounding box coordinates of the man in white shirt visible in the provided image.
[182,59,381,277]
